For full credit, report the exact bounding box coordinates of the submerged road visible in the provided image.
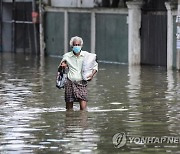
[0,53,180,153]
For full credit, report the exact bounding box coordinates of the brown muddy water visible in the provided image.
[0,53,180,154]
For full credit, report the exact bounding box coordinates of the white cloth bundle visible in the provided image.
[82,51,97,81]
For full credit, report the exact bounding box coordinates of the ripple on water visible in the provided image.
[88,108,128,112]
[110,102,122,105]
[0,54,180,153]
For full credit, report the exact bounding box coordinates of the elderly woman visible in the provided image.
[58,36,98,110]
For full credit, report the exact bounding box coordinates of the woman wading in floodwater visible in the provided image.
[58,36,98,110]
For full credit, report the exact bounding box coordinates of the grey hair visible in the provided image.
[69,36,83,47]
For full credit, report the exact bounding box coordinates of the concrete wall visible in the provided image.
[2,0,99,7]
[95,13,128,63]
[44,7,128,64]
[3,0,33,2]
[50,0,95,8]
[68,12,91,52]
[45,12,64,56]
[165,2,178,69]
[2,3,12,52]
[173,15,177,68]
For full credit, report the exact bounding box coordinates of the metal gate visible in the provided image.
[141,11,167,66]
[0,1,39,53]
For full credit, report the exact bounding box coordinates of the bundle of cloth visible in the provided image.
[82,51,98,81]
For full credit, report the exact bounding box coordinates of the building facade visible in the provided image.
[0,0,179,69]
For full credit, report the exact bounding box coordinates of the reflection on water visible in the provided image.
[0,53,180,153]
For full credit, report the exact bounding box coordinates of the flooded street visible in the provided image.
[0,53,180,153]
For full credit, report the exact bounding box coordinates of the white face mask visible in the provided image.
[73,46,81,53]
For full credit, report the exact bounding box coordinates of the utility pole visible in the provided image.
[176,0,180,70]
[32,0,38,55]
[39,0,45,57]
[12,0,16,53]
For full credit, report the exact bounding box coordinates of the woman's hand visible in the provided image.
[58,61,68,73]
[86,69,97,81]
[87,74,93,81]
[61,61,67,67]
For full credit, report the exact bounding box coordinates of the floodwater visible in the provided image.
[0,53,180,154]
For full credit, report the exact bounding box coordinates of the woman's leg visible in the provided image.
[66,102,73,110]
[79,100,87,110]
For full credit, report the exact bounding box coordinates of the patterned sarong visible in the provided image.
[65,79,88,102]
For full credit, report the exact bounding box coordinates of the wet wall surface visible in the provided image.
[0,53,180,153]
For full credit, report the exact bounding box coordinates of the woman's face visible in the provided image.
[73,40,81,46]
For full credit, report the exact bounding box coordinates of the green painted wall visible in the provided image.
[68,13,91,52]
[95,14,128,63]
[45,12,64,56]
[173,16,177,68]
[44,11,128,63]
